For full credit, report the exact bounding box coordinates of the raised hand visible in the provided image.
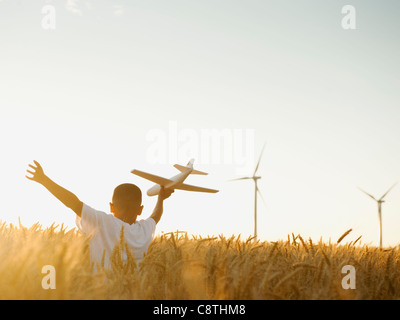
[26,160,47,184]
[159,186,174,200]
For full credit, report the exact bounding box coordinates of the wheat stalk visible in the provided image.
[337,229,352,244]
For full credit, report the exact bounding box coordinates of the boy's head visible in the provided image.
[109,183,144,224]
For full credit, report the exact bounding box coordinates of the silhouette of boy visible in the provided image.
[26,160,173,269]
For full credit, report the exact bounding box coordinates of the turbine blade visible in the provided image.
[228,177,252,181]
[253,142,266,176]
[379,182,398,201]
[256,186,268,210]
[357,187,377,201]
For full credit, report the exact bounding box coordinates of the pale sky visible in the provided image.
[1,0,399,247]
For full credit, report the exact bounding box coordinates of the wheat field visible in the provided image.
[0,221,399,300]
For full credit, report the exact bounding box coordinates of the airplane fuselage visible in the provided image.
[131,158,218,196]
[147,168,193,196]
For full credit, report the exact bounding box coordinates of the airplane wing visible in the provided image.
[175,183,219,193]
[131,169,173,186]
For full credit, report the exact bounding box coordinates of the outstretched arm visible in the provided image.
[150,187,174,224]
[26,161,83,217]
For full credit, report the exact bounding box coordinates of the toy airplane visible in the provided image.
[131,159,219,196]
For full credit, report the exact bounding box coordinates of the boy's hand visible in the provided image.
[26,160,47,184]
[25,160,83,216]
[158,186,174,200]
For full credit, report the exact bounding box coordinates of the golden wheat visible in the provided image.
[0,221,399,299]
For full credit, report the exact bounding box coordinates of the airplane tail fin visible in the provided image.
[191,169,208,175]
[174,160,208,175]
[174,164,189,172]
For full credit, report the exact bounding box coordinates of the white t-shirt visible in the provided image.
[76,203,156,269]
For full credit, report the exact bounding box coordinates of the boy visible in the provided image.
[25,160,173,269]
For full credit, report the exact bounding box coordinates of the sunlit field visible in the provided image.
[0,221,399,300]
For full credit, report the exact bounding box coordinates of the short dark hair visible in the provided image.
[112,183,142,209]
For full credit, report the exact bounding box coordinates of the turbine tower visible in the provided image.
[230,143,267,240]
[358,182,397,248]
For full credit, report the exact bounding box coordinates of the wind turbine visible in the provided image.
[358,182,397,248]
[230,143,267,240]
